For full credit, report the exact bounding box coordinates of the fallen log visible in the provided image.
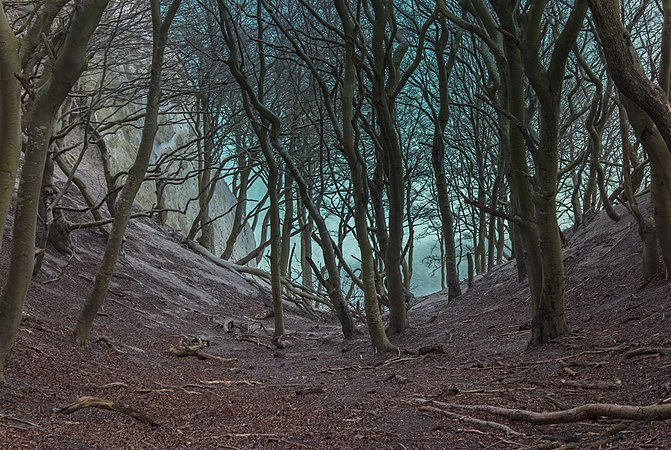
[415,398,671,425]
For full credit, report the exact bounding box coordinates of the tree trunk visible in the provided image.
[73,0,181,346]
[335,0,393,351]
[530,101,569,344]
[0,0,110,379]
[588,0,671,155]
[299,192,313,294]
[221,149,250,260]
[279,170,293,278]
[619,103,659,280]
[0,9,21,251]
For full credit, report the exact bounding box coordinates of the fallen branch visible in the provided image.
[560,379,622,390]
[623,347,671,359]
[198,379,262,386]
[236,335,274,350]
[186,239,332,309]
[416,398,671,424]
[168,337,236,362]
[87,382,130,390]
[55,396,157,426]
[418,405,522,436]
[0,414,38,428]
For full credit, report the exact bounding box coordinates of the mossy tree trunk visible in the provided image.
[519,0,586,344]
[335,0,394,351]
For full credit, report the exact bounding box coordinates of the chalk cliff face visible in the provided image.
[94,96,257,264]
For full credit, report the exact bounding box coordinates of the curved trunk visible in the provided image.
[0,0,111,379]
[335,0,392,350]
[74,0,181,345]
[221,151,250,260]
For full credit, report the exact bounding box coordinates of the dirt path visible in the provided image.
[1,201,671,449]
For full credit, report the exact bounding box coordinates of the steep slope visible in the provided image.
[0,197,670,449]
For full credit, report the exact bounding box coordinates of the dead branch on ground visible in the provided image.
[55,396,157,426]
[0,414,38,428]
[560,379,622,390]
[623,347,671,359]
[168,336,236,362]
[235,334,274,349]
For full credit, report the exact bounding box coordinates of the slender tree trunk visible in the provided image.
[368,0,409,334]
[74,0,182,346]
[431,16,462,301]
[619,103,659,279]
[279,171,293,278]
[487,173,502,271]
[432,119,461,301]
[501,35,543,311]
[221,150,250,260]
[298,195,313,291]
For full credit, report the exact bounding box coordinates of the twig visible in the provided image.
[0,414,38,428]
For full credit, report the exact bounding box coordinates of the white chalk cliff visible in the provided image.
[79,65,257,264]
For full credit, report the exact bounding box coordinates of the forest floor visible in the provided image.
[1,196,671,449]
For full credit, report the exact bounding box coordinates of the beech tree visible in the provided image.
[0,0,111,380]
[588,0,671,275]
[74,0,183,346]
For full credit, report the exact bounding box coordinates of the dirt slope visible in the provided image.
[1,196,671,449]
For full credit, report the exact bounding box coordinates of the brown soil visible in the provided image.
[1,195,671,449]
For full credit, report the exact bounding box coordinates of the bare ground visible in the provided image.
[1,197,671,449]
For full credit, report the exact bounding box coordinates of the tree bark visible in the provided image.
[431,15,461,300]
[0,9,21,251]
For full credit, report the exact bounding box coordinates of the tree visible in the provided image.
[0,0,111,380]
[0,6,21,251]
[588,0,671,275]
[74,0,183,346]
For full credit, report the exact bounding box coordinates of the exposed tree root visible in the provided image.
[415,398,671,424]
[55,396,157,426]
[418,405,522,436]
